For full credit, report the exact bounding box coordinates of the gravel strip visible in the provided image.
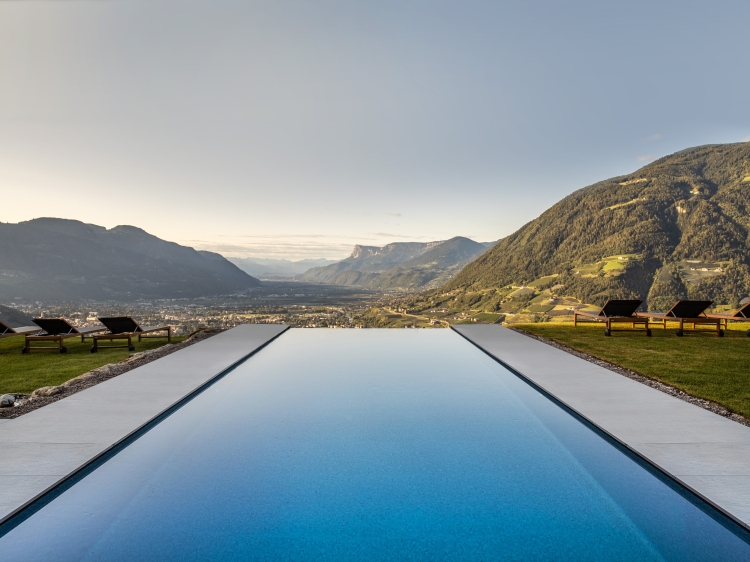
[508,326,750,428]
[0,328,225,420]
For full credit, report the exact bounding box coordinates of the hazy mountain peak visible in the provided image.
[351,245,382,259]
[299,236,488,290]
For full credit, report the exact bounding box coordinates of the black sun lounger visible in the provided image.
[0,320,41,340]
[24,318,107,354]
[704,302,750,336]
[573,299,649,336]
[635,300,722,337]
[91,317,172,353]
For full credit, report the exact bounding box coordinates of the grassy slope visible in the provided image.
[514,322,750,418]
[0,334,183,394]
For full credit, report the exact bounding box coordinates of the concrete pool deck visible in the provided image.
[0,324,288,523]
[3,324,750,531]
[454,324,750,527]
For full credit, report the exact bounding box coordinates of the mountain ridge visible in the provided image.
[298,236,489,290]
[442,142,750,311]
[0,218,261,301]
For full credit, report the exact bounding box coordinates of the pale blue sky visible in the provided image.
[1,0,748,259]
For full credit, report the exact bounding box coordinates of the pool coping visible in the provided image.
[453,324,750,532]
[0,324,289,528]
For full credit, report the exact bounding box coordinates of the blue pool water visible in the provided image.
[1,329,749,560]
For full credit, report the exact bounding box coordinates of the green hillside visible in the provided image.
[445,142,750,311]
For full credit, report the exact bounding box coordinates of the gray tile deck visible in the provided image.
[454,324,750,526]
[0,324,288,523]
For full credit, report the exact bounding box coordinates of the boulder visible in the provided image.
[32,386,64,398]
[62,365,112,387]
[62,373,95,387]
[0,394,15,408]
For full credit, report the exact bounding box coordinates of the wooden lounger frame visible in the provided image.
[24,319,107,354]
[573,299,650,336]
[704,302,750,336]
[91,317,171,353]
[635,300,723,337]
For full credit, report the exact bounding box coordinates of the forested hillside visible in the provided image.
[446,142,750,310]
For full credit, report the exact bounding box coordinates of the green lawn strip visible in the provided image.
[0,335,185,395]
[514,322,750,419]
[472,312,505,323]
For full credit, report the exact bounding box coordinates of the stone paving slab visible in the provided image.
[0,324,288,522]
[454,324,750,526]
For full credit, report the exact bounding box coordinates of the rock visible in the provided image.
[124,352,147,364]
[62,373,95,387]
[62,365,112,387]
[89,365,113,376]
[0,394,15,408]
[32,386,64,398]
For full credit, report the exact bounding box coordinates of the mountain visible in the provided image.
[445,142,750,310]
[0,218,261,301]
[0,304,34,328]
[228,257,339,278]
[298,237,488,290]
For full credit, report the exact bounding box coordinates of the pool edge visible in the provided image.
[450,325,750,536]
[0,325,290,532]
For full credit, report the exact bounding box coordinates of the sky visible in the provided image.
[1,0,749,261]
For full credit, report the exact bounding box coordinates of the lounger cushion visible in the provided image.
[665,300,713,318]
[33,318,78,335]
[98,317,141,334]
[599,300,643,317]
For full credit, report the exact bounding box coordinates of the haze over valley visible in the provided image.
[4,141,750,332]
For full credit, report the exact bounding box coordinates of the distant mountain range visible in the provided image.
[298,237,492,290]
[0,218,261,302]
[228,257,339,278]
[444,142,750,310]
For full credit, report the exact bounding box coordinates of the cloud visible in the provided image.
[743,136,750,142]
[385,212,401,217]
[636,155,654,162]
[369,232,432,239]
[181,238,355,260]
[219,233,333,239]
[178,230,441,260]
[644,134,662,142]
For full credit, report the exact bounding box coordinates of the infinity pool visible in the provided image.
[1,329,749,560]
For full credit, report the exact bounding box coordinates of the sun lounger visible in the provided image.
[91,317,171,353]
[0,320,41,340]
[24,318,107,353]
[573,299,650,336]
[704,302,750,336]
[635,300,722,337]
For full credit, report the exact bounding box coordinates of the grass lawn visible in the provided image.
[515,322,750,419]
[0,334,185,395]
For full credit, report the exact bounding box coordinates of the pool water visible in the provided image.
[1,329,749,560]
